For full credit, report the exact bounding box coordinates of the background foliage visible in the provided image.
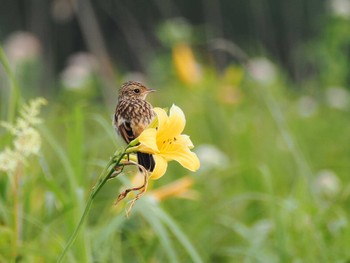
[1,0,350,262]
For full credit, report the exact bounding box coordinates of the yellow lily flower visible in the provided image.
[172,43,201,85]
[137,105,200,179]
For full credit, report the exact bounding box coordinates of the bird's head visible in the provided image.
[118,81,155,100]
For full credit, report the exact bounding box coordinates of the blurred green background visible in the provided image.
[1,0,350,262]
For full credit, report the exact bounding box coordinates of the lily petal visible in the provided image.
[171,148,200,171]
[137,128,159,154]
[165,105,186,139]
[150,155,168,180]
[177,134,194,149]
[161,141,200,171]
[153,107,168,131]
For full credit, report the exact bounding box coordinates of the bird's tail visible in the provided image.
[137,152,155,172]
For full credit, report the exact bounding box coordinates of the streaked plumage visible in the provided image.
[114,81,155,171]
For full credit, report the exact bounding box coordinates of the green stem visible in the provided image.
[57,150,127,263]
[0,44,22,260]
[12,164,22,261]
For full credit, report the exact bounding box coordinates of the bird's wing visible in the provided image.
[118,118,135,144]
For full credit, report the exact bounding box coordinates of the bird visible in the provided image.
[114,81,156,171]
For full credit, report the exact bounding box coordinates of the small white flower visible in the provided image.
[0,97,46,175]
[14,127,41,156]
[195,144,229,172]
[325,87,350,110]
[60,52,98,90]
[0,148,20,173]
[1,98,47,135]
[297,96,319,118]
[4,31,41,65]
[314,169,341,198]
[21,98,47,125]
[330,0,350,19]
[15,118,30,132]
[247,57,277,85]
[0,121,17,134]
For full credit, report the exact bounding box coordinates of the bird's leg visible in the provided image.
[126,168,148,217]
[114,161,149,216]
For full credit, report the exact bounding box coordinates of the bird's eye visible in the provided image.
[134,88,140,93]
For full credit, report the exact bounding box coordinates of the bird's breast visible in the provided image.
[115,98,154,137]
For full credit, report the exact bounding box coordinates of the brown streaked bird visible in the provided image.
[114,81,156,171]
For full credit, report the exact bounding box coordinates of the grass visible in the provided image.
[1,40,350,263]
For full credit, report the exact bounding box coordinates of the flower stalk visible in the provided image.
[0,97,47,261]
[57,148,127,263]
[12,164,23,260]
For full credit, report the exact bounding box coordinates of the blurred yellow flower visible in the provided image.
[136,105,200,179]
[151,176,198,201]
[217,66,244,105]
[130,174,198,202]
[222,65,244,86]
[172,43,201,85]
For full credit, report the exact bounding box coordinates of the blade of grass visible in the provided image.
[149,204,203,263]
[0,44,20,122]
[137,201,178,263]
[40,126,91,262]
[260,165,289,262]
[90,114,118,147]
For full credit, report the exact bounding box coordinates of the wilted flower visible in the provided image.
[134,105,200,179]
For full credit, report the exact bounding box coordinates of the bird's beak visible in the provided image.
[146,89,156,93]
